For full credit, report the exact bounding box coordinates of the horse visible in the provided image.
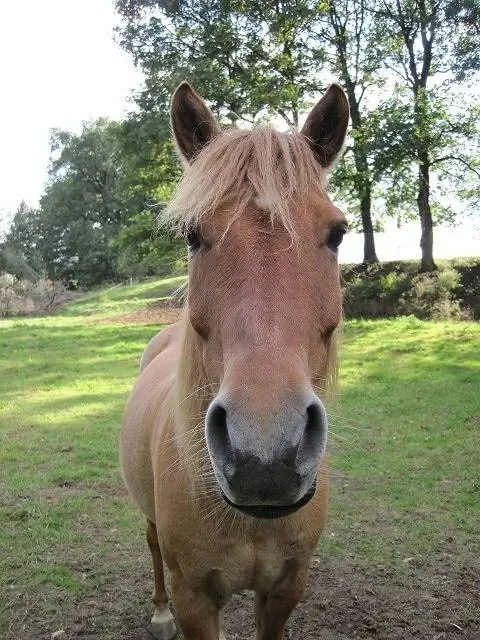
[120,81,349,640]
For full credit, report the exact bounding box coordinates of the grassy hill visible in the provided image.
[58,275,187,318]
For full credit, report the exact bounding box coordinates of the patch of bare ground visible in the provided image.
[5,554,479,640]
[1,478,127,508]
[98,300,182,326]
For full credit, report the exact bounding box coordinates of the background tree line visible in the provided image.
[1,0,479,288]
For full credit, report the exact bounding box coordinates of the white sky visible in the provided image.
[0,0,142,229]
[0,0,478,262]
[340,220,479,263]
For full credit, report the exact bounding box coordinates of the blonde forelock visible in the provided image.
[160,127,328,237]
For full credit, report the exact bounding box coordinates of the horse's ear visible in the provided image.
[171,82,220,164]
[301,84,349,169]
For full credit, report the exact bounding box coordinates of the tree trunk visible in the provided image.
[351,144,378,264]
[417,161,436,272]
[329,4,379,268]
[346,84,379,265]
[360,186,378,264]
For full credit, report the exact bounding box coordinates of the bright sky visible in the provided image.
[0,0,142,230]
[0,0,478,262]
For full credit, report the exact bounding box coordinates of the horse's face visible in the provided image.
[171,83,349,518]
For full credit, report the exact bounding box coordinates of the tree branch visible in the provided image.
[431,155,480,179]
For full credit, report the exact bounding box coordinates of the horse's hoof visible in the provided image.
[149,608,177,640]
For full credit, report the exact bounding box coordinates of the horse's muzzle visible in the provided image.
[205,392,327,515]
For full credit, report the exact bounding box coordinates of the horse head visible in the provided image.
[167,83,349,518]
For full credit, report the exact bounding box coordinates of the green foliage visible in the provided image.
[343,264,412,316]
[374,86,479,219]
[452,256,480,316]
[446,0,480,76]
[116,0,323,127]
[321,0,388,261]
[2,116,181,288]
[4,1,480,287]
[342,259,479,319]
[376,1,480,269]
[115,0,391,263]
[0,202,45,279]
[38,120,134,285]
[111,210,186,278]
[119,111,182,202]
[0,245,41,282]
[114,0,479,268]
[402,268,468,319]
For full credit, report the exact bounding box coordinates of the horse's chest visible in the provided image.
[204,538,294,599]
[252,543,291,592]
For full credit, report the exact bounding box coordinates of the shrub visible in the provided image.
[399,268,470,320]
[342,265,412,318]
[342,259,478,320]
[0,275,74,317]
[452,258,480,318]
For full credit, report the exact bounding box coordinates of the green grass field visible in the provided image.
[1,278,479,638]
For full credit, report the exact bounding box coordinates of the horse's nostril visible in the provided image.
[205,402,234,472]
[306,402,321,428]
[209,403,227,432]
[301,401,327,456]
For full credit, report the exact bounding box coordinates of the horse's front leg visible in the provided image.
[171,572,224,640]
[146,520,177,640]
[254,561,310,640]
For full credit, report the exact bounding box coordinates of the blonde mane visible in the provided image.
[161,127,328,237]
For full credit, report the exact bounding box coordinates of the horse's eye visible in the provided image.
[326,224,347,253]
[185,226,202,252]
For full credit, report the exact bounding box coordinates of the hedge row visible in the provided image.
[341,258,480,320]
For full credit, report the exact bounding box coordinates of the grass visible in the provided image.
[1,277,479,637]
[58,275,187,318]
[323,316,480,566]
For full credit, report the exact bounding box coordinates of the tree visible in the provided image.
[0,202,45,280]
[317,0,383,262]
[114,110,184,278]
[119,110,182,203]
[116,0,391,262]
[34,114,183,286]
[379,0,480,271]
[111,210,185,279]
[48,119,130,228]
[116,0,322,127]
[37,120,132,285]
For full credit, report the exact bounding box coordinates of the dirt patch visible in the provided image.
[100,300,183,326]
[223,558,480,639]
[223,556,479,639]
[9,555,479,640]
